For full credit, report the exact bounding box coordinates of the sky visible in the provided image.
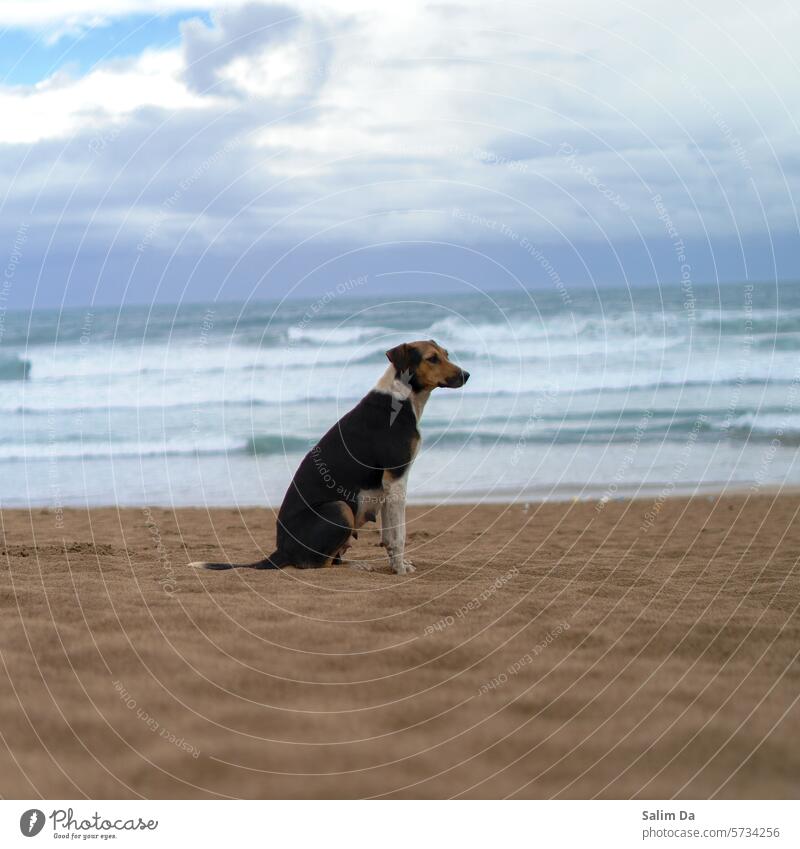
[0,0,797,308]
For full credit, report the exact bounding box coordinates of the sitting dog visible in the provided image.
[191,340,469,575]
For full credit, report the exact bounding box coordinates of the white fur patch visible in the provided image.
[374,364,412,400]
[373,364,431,422]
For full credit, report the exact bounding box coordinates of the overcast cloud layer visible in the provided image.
[0,0,797,306]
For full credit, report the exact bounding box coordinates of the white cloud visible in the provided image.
[0,0,797,263]
[0,49,214,144]
[180,3,302,95]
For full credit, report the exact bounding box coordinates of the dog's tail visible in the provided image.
[189,550,288,571]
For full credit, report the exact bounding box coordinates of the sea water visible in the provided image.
[0,281,797,507]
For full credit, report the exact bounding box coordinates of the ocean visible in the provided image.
[1,282,798,508]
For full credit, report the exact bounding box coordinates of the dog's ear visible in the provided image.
[385,343,413,372]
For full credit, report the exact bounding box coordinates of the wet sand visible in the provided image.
[0,493,798,798]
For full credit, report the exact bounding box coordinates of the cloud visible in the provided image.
[0,48,212,144]
[0,0,797,308]
[180,3,301,96]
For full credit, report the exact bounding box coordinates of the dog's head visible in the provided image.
[385,340,469,391]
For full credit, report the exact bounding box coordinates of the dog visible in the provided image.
[190,340,469,575]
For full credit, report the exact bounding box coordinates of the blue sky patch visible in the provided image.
[0,10,211,86]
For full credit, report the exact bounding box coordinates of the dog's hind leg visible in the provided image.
[283,501,355,569]
[338,535,378,571]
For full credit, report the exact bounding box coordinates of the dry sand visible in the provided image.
[0,494,798,799]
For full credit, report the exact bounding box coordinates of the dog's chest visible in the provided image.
[355,488,384,526]
[354,440,419,525]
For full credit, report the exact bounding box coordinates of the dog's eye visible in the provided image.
[427,354,439,363]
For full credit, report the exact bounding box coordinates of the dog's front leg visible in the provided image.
[382,476,414,575]
[379,498,391,548]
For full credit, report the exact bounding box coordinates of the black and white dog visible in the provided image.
[191,340,469,575]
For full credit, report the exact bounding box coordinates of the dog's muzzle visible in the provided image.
[441,369,470,388]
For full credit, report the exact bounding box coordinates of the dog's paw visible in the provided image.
[348,560,378,572]
[394,559,416,575]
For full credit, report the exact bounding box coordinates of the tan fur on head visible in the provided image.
[385,339,468,390]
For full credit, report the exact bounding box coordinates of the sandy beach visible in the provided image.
[0,493,797,799]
